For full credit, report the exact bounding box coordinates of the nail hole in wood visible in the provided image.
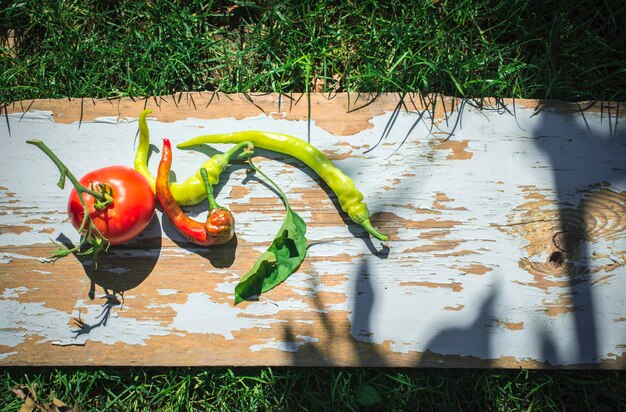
[549,250,565,267]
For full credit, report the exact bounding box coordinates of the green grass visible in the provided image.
[1,0,625,105]
[2,1,626,410]
[2,368,625,411]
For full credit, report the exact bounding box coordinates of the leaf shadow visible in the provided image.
[70,293,122,339]
[529,101,626,365]
[415,285,498,367]
[276,97,624,368]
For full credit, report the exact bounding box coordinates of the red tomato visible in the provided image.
[67,166,155,245]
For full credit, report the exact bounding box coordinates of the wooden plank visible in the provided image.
[1,93,624,368]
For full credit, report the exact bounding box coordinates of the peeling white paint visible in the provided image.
[242,298,312,316]
[105,267,130,274]
[92,116,121,125]
[157,289,179,296]
[30,269,53,275]
[0,351,17,360]
[168,293,280,339]
[1,252,51,263]
[1,287,29,299]
[0,295,169,347]
[250,335,320,352]
[1,99,624,366]
[7,110,54,122]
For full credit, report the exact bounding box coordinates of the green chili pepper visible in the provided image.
[177,131,389,241]
[135,109,252,206]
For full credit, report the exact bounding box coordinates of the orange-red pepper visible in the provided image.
[156,138,234,246]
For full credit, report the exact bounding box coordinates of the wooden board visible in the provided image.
[1,93,625,368]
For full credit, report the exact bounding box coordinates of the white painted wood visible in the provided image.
[0,95,624,367]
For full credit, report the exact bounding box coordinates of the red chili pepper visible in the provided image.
[156,138,235,246]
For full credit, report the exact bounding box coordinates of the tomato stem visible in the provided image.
[27,140,111,203]
[26,139,111,265]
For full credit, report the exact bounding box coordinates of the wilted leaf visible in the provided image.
[234,158,307,304]
[39,403,56,412]
[234,209,306,304]
[52,397,67,408]
[311,77,324,93]
[11,384,33,401]
[19,397,37,412]
[11,385,80,412]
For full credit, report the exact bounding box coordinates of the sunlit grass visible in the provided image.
[1,1,625,410]
[1,0,625,104]
[2,368,625,411]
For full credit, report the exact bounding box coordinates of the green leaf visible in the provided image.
[358,384,382,406]
[234,157,307,305]
[234,207,306,304]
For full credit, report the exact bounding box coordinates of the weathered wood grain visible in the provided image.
[1,93,624,368]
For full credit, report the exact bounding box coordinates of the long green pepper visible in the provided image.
[135,109,251,206]
[178,131,388,241]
